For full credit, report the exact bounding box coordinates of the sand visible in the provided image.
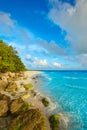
[16,70,51,130]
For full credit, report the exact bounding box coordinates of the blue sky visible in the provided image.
[0,0,87,70]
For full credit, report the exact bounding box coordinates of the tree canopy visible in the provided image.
[0,40,26,72]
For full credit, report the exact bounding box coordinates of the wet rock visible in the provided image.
[9,109,47,130]
[0,100,9,117]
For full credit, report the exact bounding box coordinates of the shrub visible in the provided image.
[42,97,49,107]
[22,102,28,113]
[49,114,59,130]
[0,40,26,72]
[15,122,22,130]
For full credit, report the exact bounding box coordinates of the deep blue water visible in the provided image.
[37,71,87,130]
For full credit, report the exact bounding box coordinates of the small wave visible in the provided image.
[64,76,79,80]
[41,73,52,81]
[65,84,86,90]
[64,76,87,80]
[59,113,70,130]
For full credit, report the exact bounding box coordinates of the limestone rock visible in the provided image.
[10,98,28,115]
[5,81,17,92]
[0,93,10,103]
[0,80,8,91]
[0,100,9,117]
[9,109,47,130]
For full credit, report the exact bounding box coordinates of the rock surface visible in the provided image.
[0,100,9,117]
[10,98,28,115]
[5,81,17,92]
[9,109,47,130]
[0,80,8,91]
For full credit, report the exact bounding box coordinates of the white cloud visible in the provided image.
[75,53,87,66]
[25,55,63,69]
[26,54,31,60]
[0,11,32,44]
[34,57,48,66]
[36,38,66,55]
[48,0,87,54]
[0,12,15,27]
[53,62,62,68]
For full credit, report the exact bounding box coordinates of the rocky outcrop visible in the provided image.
[9,109,47,130]
[5,81,17,92]
[0,93,10,117]
[0,80,8,91]
[0,93,10,103]
[10,98,28,115]
[0,100,9,117]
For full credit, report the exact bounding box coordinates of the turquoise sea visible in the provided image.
[37,70,87,130]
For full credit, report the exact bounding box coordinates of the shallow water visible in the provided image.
[36,70,87,130]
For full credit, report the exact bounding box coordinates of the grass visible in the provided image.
[15,122,22,130]
[22,102,28,113]
[23,83,34,90]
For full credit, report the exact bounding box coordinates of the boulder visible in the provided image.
[9,109,47,130]
[0,100,9,117]
[0,80,8,91]
[10,98,28,115]
[7,72,15,78]
[0,93,10,103]
[5,81,17,92]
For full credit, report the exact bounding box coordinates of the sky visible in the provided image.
[0,0,87,70]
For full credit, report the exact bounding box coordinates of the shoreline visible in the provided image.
[0,70,70,130]
[19,71,70,130]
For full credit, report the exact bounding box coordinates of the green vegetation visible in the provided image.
[22,102,28,113]
[9,109,47,130]
[49,114,59,130]
[23,84,34,90]
[0,40,26,72]
[15,122,22,130]
[42,97,49,107]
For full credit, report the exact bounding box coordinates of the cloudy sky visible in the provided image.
[0,0,87,70]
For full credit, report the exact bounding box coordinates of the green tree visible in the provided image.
[0,40,26,72]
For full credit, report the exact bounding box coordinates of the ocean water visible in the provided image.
[37,70,87,130]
